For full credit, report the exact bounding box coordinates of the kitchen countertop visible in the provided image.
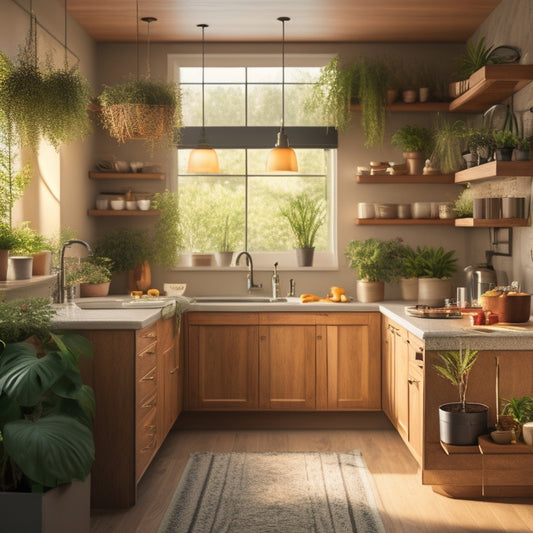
[50,296,533,350]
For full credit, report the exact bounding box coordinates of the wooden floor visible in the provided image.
[90,413,533,533]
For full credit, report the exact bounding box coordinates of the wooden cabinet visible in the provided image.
[185,312,381,412]
[259,313,317,410]
[78,316,181,508]
[381,316,424,462]
[185,313,259,409]
[321,313,381,410]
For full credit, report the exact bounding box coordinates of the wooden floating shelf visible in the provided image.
[356,173,455,184]
[350,102,450,112]
[454,217,529,227]
[88,209,160,217]
[89,172,165,180]
[355,218,455,226]
[449,64,533,112]
[455,161,533,183]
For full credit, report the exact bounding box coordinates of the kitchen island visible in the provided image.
[53,297,533,505]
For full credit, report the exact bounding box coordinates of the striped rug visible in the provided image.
[158,450,385,533]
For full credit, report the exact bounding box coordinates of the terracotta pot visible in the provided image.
[32,250,52,276]
[191,254,213,267]
[128,260,152,292]
[356,280,384,303]
[79,281,111,298]
[403,152,425,175]
[401,89,417,103]
[0,248,8,281]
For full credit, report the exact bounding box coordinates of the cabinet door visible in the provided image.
[187,319,259,409]
[324,313,381,410]
[394,325,409,440]
[157,317,181,440]
[381,316,395,422]
[259,324,316,410]
[408,362,424,463]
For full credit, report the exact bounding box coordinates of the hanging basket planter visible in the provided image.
[97,78,182,148]
[99,102,176,143]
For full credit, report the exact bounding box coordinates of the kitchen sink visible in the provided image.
[193,296,287,303]
[74,297,174,309]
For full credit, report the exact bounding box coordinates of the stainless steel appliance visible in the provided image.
[464,253,497,306]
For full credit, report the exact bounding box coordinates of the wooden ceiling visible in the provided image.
[62,0,502,43]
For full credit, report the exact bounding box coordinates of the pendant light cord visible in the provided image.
[280,17,287,131]
[64,0,68,67]
[198,24,208,131]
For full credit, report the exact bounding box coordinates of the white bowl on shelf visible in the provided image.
[126,200,137,210]
[137,199,151,211]
[110,199,125,210]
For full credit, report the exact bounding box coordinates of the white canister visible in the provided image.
[397,204,411,219]
[438,202,455,219]
[523,422,533,446]
[357,202,375,219]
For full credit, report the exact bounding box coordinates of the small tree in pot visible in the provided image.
[434,348,488,445]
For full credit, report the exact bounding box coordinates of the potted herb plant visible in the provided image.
[215,215,236,267]
[344,238,404,302]
[498,396,533,440]
[453,185,474,218]
[434,348,489,445]
[0,297,94,532]
[77,257,113,297]
[391,124,433,175]
[466,127,496,166]
[97,77,182,149]
[493,129,517,161]
[94,227,154,292]
[279,193,326,267]
[399,244,426,301]
[431,116,466,173]
[416,246,457,306]
[514,136,531,161]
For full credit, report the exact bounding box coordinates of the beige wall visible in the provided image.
[0,0,97,243]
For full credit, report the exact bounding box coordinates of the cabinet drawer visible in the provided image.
[136,366,157,405]
[136,342,157,381]
[408,333,425,367]
[136,406,157,482]
[137,389,157,413]
[136,323,158,354]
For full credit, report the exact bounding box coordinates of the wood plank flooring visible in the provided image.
[90,413,533,533]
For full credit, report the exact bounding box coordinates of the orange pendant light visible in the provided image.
[266,17,298,172]
[187,23,220,174]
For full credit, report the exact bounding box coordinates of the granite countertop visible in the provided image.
[50,295,533,350]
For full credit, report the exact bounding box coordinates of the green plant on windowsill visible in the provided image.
[217,215,236,253]
[279,193,326,250]
[0,297,95,492]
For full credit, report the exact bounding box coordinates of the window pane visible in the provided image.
[179,175,246,253]
[248,67,280,83]
[247,174,328,252]
[248,84,280,126]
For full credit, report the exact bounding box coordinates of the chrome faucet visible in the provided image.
[272,262,280,300]
[57,239,93,304]
[235,251,262,291]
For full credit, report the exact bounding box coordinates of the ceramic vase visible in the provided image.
[400,277,418,301]
[215,251,234,267]
[79,281,111,297]
[128,261,151,292]
[296,247,314,267]
[403,152,425,175]
[356,279,384,303]
[418,278,452,307]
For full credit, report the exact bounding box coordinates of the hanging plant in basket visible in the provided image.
[97,77,182,147]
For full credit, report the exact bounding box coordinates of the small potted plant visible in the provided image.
[344,238,404,302]
[433,348,489,445]
[416,245,457,306]
[215,215,236,267]
[279,193,326,267]
[0,222,16,281]
[0,297,94,531]
[498,396,533,441]
[77,257,113,297]
[431,116,467,173]
[391,124,433,175]
[514,136,530,161]
[399,244,426,301]
[493,129,517,161]
[466,127,496,166]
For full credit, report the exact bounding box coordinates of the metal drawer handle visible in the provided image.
[143,333,157,339]
[141,400,156,408]
[169,367,179,375]
[139,350,156,357]
[408,376,420,384]
[140,373,155,382]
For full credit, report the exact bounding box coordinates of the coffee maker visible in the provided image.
[464,251,498,307]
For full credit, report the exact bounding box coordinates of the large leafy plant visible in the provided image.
[434,349,479,411]
[391,124,433,154]
[344,238,404,283]
[279,193,326,249]
[416,245,457,279]
[0,298,95,492]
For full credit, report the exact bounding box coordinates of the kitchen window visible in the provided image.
[170,53,337,268]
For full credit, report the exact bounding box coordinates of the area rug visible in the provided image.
[158,450,386,533]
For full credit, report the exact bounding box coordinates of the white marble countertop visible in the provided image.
[50,295,533,350]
